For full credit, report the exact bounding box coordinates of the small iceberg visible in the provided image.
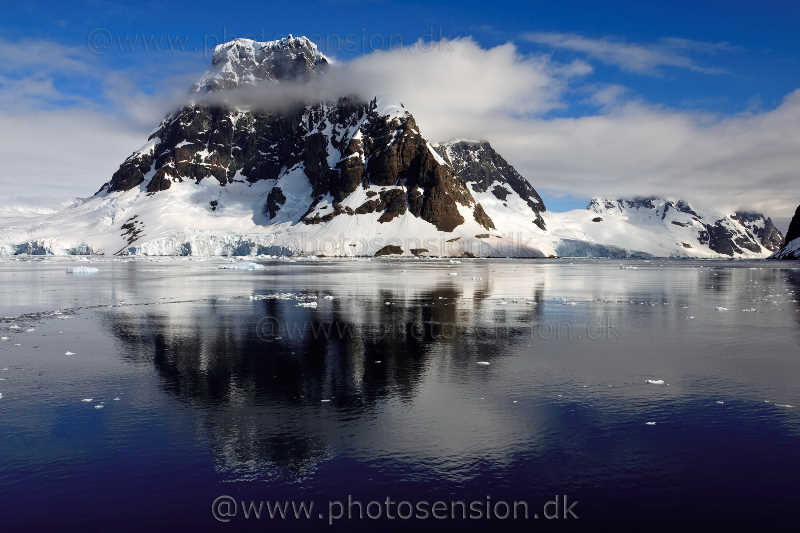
[94,404,104,409]
[65,351,76,356]
[476,361,491,366]
[645,421,657,426]
[716,306,729,312]
[81,398,94,403]
[646,379,665,385]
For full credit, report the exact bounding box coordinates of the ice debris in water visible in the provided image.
[645,421,657,426]
[476,361,491,366]
[65,351,75,356]
[296,301,318,309]
[384,301,392,306]
[66,266,99,275]
[716,400,725,405]
[219,262,265,271]
[716,307,729,312]
[94,404,104,409]
[646,379,665,385]
[0,337,8,341]
[320,399,331,403]
[81,398,93,403]
[25,328,35,333]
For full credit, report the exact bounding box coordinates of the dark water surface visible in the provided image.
[1,257,799,530]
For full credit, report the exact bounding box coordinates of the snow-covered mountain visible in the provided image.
[0,36,785,258]
[774,205,800,259]
[547,198,784,258]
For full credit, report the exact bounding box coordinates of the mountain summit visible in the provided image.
[193,35,328,92]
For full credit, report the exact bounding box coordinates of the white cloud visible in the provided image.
[521,32,734,75]
[475,91,800,222]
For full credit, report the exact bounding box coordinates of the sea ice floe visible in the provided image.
[0,337,8,341]
[476,361,491,366]
[65,351,75,356]
[113,397,121,401]
[66,266,99,275]
[645,421,657,426]
[94,404,104,409]
[219,262,265,271]
[320,399,331,403]
[716,307,729,312]
[646,379,665,385]
[81,398,93,402]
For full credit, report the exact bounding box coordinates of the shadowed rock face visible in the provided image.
[785,206,800,246]
[774,205,800,259]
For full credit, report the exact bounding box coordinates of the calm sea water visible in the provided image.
[1,257,799,530]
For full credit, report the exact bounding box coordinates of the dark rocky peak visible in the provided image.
[193,35,328,92]
[732,211,784,252]
[435,140,547,229]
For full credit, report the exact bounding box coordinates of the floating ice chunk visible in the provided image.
[66,266,99,275]
[65,351,75,356]
[688,316,696,320]
[113,397,121,401]
[219,262,265,271]
[375,360,382,364]
[296,302,318,309]
[9,325,20,330]
[716,400,725,405]
[716,307,729,312]
[81,398,93,402]
[25,328,35,333]
[645,421,657,426]
[320,399,331,403]
[476,361,491,366]
[646,379,665,385]
[94,404,104,409]
[384,301,392,306]
[0,337,7,341]
[512,400,518,404]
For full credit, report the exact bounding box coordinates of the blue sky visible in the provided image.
[1,0,798,222]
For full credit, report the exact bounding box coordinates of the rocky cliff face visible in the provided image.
[774,205,800,259]
[587,198,784,257]
[435,140,547,231]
